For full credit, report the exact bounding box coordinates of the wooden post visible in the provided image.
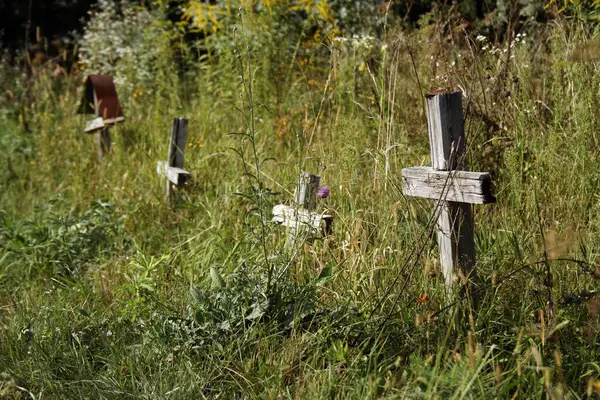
[428,92,474,288]
[290,172,319,245]
[272,171,332,245]
[166,118,188,198]
[295,171,320,210]
[402,92,495,294]
[157,118,191,203]
[85,117,119,161]
[96,127,111,161]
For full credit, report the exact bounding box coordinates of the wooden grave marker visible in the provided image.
[157,118,191,202]
[78,75,125,160]
[272,171,332,245]
[402,91,495,294]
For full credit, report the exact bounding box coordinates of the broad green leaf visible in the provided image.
[210,267,226,289]
[316,263,333,286]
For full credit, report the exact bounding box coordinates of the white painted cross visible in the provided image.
[272,171,332,245]
[157,118,191,201]
[402,92,495,291]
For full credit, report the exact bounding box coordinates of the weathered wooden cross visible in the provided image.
[78,75,125,161]
[402,92,495,292]
[156,118,191,202]
[272,171,332,245]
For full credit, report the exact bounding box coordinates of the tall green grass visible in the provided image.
[1,7,600,398]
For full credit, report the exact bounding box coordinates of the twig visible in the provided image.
[561,290,599,306]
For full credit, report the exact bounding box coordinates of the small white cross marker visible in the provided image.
[272,171,332,245]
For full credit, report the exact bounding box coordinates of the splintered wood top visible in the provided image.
[426,90,461,98]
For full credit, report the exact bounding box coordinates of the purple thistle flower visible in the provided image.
[317,186,330,199]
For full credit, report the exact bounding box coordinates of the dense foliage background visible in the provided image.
[0,1,542,49]
[3,0,600,398]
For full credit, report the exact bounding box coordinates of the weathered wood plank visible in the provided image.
[160,118,189,200]
[85,117,105,133]
[157,161,191,187]
[435,200,476,287]
[295,171,320,210]
[96,128,111,161]
[402,166,496,204]
[272,204,332,234]
[168,118,188,170]
[426,92,465,171]
[425,91,477,290]
[84,116,125,133]
[289,171,320,245]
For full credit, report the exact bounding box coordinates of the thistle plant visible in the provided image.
[228,8,277,292]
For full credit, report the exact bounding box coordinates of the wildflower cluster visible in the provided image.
[183,0,336,34]
[333,34,382,74]
[333,34,379,52]
[78,0,166,103]
[479,32,528,58]
[188,136,205,149]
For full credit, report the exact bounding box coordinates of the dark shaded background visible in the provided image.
[0,0,534,63]
[0,0,92,50]
[0,0,500,51]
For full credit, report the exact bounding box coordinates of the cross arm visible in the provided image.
[157,161,191,187]
[84,116,125,133]
[272,204,332,234]
[402,166,496,204]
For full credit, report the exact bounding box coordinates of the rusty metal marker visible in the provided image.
[78,75,125,160]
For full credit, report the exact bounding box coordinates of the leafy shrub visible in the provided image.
[155,262,334,348]
[78,0,171,104]
[0,200,130,281]
[328,0,383,35]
